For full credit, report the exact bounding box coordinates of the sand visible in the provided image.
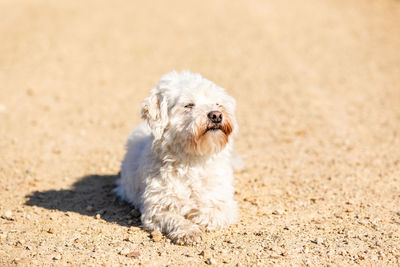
[1,0,400,266]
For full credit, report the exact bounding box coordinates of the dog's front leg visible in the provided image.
[186,199,238,231]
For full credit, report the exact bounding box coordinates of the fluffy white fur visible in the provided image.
[114,71,238,245]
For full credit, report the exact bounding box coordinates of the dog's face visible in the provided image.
[141,72,237,156]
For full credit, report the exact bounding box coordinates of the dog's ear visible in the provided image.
[141,90,169,140]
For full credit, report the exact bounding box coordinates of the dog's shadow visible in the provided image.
[24,174,139,227]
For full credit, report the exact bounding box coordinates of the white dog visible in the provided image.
[114,71,238,245]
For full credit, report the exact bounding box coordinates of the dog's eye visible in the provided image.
[184,103,195,109]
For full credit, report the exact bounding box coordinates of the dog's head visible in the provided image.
[141,71,237,156]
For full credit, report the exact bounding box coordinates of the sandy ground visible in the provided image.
[1,0,400,266]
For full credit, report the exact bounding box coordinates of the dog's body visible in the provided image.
[115,71,238,244]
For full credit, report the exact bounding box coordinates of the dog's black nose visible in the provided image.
[207,111,223,124]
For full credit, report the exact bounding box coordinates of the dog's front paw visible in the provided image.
[170,225,204,246]
[175,229,203,245]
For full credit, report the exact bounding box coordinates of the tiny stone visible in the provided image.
[124,236,135,242]
[127,251,141,258]
[151,230,162,242]
[200,249,212,259]
[48,228,55,234]
[53,254,62,260]
[13,259,30,265]
[95,214,101,219]
[205,257,217,265]
[359,219,368,225]
[272,209,284,215]
[119,248,130,255]
[269,253,280,259]
[312,237,323,244]
[0,232,7,239]
[2,210,13,220]
[128,226,141,233]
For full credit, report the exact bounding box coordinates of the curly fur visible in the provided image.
[114,71,238,245]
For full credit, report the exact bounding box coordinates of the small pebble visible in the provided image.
[15,240,24,247]
[311,237,323,244]
[95,214,101,219]
[205,257,217,265]
[128,226,141,233]
[0,232,7,239]
[53,254,62,260]
[124,236,135,242]
[2,210,14,220]
[151,230,162,242]
[12,259,30,265]
[183,251,192,257]
[127,251,141,258]
[48,228,55,234]
[200,249,212,259]
[119,248,130,256]
[272,209,284,215]
[269,253,280,259]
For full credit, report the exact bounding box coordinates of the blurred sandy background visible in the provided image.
[1,0,400,265]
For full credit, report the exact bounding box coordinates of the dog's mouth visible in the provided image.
[205,124,222,133]
[191,117,234,155]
